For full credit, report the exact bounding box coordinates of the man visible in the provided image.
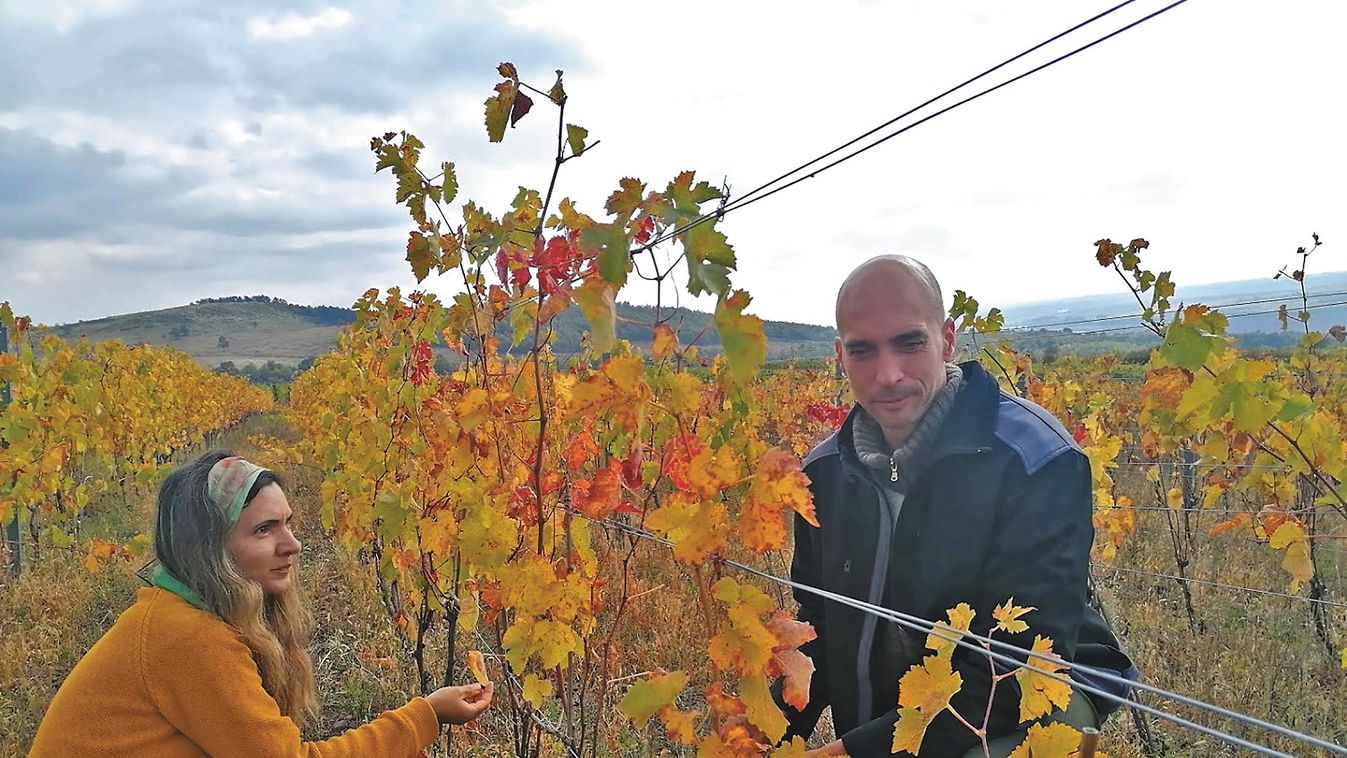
[777,256,1134,757]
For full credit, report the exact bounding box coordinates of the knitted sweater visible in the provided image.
[28,587,439,758]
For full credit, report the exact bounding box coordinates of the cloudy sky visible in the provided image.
[2,0,1343,328]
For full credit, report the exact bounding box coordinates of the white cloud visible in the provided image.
[3,0,1344,330]
[247,8,353,41]
[3,0,137,33]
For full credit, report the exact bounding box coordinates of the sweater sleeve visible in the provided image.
[140,602,440,758]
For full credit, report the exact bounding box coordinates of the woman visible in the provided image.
[29,452,492,757]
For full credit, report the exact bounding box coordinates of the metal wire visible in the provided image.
[634,0,1194,256]
[979,290,1347,335]
[1095,564,1347,610]
[1002,301,1347,341]
[576,511,1347,756]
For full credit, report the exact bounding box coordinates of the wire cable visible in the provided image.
[575,511,1347,756]
[1096,564,1347,610]
[726,0,1144,210]
[636,0,1193,257]
[982,290,1347,335]
[1022,300,1347,338]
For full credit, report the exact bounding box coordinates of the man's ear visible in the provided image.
[941,318,957,362]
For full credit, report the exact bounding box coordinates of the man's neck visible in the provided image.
[882,426,913,449]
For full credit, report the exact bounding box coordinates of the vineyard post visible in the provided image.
[2,324,19,577]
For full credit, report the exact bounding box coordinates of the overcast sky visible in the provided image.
[2,0,1343,328]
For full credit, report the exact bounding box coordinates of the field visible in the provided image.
[3,344,1345,757]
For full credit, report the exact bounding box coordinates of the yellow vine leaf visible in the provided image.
[708,579,777,676]
[1269,521,1306,549]
[652,323,678,360]
[646,494,729,563]
[687,444,741,499]
[1269,521,1314,592]
[892,653,963,755]
[891,707,927,755]
[770,736,810,757]
[617,670,689,728]
[739,446,819,553]
[1201,481,1227,510]
[466,650,490,685]
[741,674,788,744]
[1282,541,1314,593]
[993,598,1036,635]
[1165,487,1184,509]
[1208,512,1251,537]
[83,540,121,573]
[659,705,700,745]
[573,275,618,352]
[714,290,767,384]
[1015,636,1073,723]
[925,602,975,658]
[1006,722,1107,758]
[522,673,553,710]
[458,502,518,572]
[765,610,817,711]
[898,653,963,715]
[502,617,582,671]
[665,372,703,416]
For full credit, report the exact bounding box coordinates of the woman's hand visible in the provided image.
[804,740,847,757]
[426,682,494,725]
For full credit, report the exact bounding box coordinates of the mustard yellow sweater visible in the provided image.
[28,587,439,757]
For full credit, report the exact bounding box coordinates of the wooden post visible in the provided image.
[2,325,20,576]
[1078,727,1101,758]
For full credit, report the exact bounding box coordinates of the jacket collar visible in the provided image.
[837,360,999,483]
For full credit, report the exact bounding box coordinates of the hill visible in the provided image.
[49,295,838,369]
[48,269,1347,370]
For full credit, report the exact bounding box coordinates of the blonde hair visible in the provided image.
[153,451,319,729]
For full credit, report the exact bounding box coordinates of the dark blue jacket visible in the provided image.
[777,360,1134,756]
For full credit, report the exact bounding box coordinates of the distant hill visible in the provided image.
[50,295,838,369]
[49,269,1347,370]
[992,271,1347,355]
[999,271,1347,336]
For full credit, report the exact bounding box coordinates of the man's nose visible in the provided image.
[875,349,905,385]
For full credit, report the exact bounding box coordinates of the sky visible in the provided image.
[1,0,1343,329]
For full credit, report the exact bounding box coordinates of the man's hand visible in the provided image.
[805,739,848,757]
[426,682,494,725]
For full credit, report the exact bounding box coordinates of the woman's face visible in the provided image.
[226,483,302,595]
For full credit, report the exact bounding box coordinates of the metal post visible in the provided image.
[2,325,19,576]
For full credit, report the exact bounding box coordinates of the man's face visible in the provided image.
[834,275,955,447]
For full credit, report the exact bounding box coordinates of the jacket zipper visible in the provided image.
[850,444,987,723]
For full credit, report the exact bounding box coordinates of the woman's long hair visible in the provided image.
[153,450,319,729]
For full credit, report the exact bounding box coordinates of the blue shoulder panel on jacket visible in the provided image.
[994,393,1079,476]
[803,432,840,468]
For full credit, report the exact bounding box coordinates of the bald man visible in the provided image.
[777,256,1135,757]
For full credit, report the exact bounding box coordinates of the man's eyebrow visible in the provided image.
[842,330,928,349]
[888,330,929,343]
